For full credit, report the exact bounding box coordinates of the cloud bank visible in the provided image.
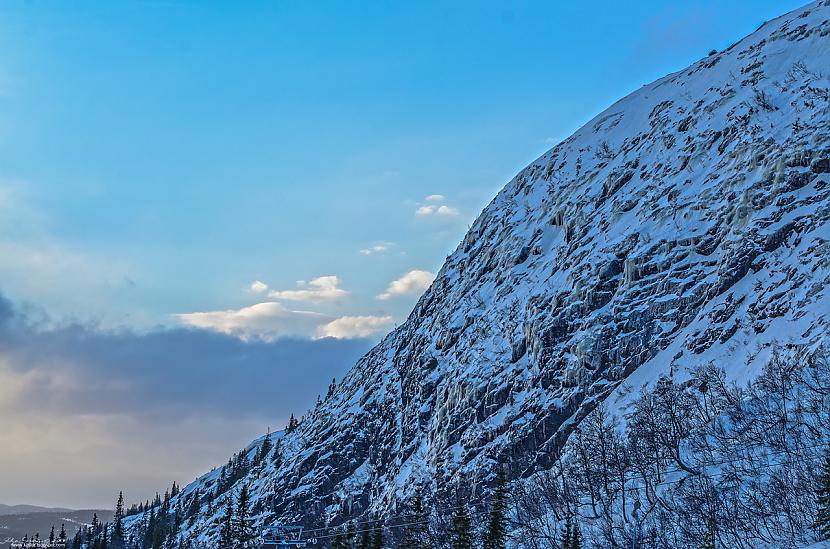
[0,293,373,508]
[176,301,329,340]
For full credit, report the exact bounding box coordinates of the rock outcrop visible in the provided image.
[128,2,830,544]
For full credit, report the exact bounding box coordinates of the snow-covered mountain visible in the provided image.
[130,1,830,544]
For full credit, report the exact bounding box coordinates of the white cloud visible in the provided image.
[377,270,435,300]
[414,196,460,218]
[435,205,459,217]
[415,205,437,217]
[177,301,393,341]
[176,302,329,341]
[359,241,395,256]
[249,280,268,293]
[316,315,394,339]
[268,275,349,303]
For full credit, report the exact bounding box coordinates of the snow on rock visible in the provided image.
[132,1,830,544]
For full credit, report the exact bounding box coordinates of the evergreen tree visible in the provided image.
[60,524,67,544]
[143,508,156,549]
[332,528,346,549]
[256,429,273,464]
[113,491,125,544]
[401,494,430,549]
[272,441,283,468]
[570,522,582,549]
[371,519,384,549]
[450,494,472,549]
[817,445,830,540]
[286,414,299,433]
[703,531,715,549]
[50,525,56,544]
[561,513,572,548]
[357,520,372,549]
[483,468,508,549]
[174,500,183,531]
[235,484,254,547]
[345,520,356,549]
[187,488,202,522]
[219,496,235,549]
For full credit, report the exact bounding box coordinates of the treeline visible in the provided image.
[113,348,830,548]
[8,524,67,549]
[511,346,830,548]
[290,469,523,549]
[118,429,282,549]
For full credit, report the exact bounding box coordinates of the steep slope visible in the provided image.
[132,1,830,544]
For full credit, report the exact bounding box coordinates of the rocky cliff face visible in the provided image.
[131,1,830,543]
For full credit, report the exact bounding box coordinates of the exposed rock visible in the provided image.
[126,2,830,543]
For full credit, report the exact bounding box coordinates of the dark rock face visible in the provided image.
[129,2,830,544]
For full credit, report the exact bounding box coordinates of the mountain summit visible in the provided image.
[128,1,830,545]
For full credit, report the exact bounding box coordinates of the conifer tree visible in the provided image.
[332,528,345,549]
[113,491,125,544]
[187,488,202,521]
[561,513,572,548]
[272,440,284,469]
[371,518,384,549]
[817,445,830,540]
[703,531,715,549]
[236,484,254,547]
[570,522,582,549]
[401,494,430,549]
[357,520,373,549]
[143,508,156,549]
[219,496,235,549]
[50,525,56,545]
[345,520,356,549]
[483,468,507,549]
[450,494,472,549]
[256,429,273,464]
[60,523,67,544]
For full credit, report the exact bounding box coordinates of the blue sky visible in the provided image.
[0,0,807,507]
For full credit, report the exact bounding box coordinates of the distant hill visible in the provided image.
[0,505,73,517]
[0,508,113,544]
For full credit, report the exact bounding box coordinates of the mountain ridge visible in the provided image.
[126,1,830,545]
[0,505,74,516]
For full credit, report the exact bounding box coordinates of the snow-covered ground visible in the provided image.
[127,1,830,546]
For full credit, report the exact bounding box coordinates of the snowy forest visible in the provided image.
[45,345,830,549]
